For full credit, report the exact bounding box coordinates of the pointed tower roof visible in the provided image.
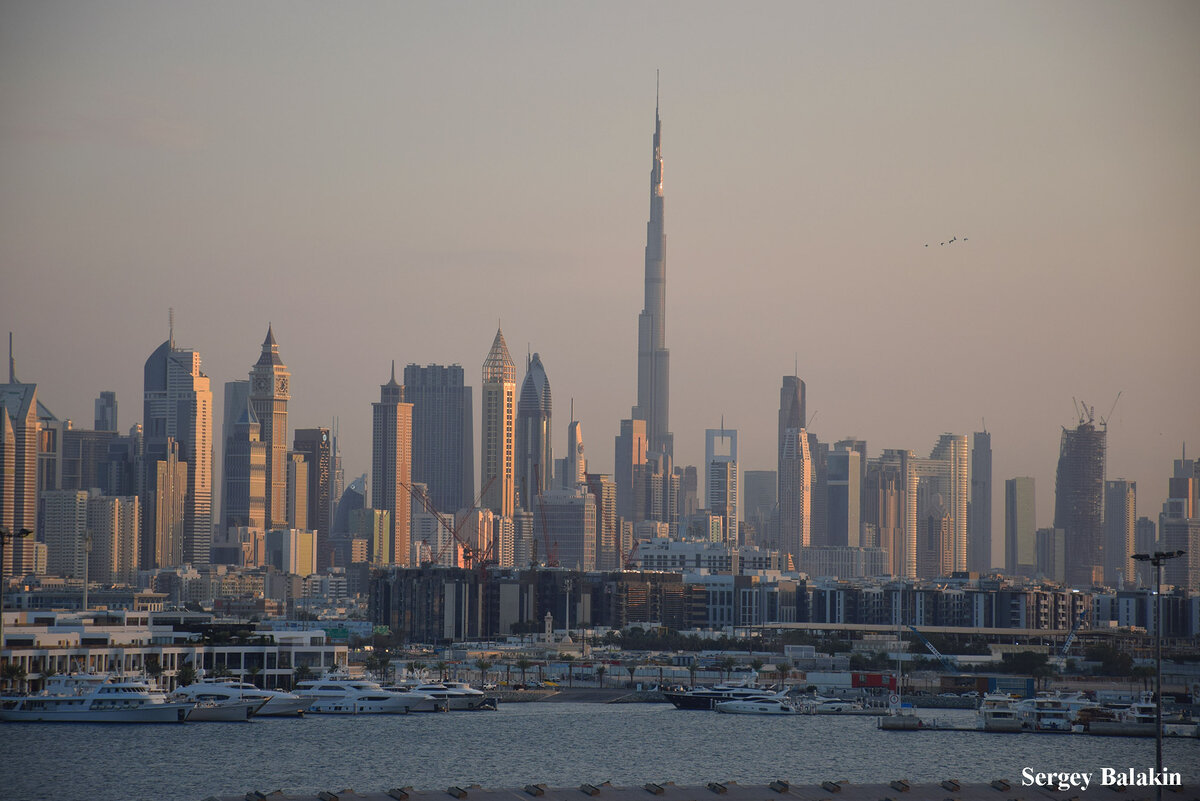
[518,352,552,415]
[385,359,400,387]
[256,324,284,367]
[483,328,516,384]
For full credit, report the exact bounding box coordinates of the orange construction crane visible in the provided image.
[403,475,496,568]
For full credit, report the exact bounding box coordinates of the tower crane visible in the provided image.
[403,475,495,568]
[532,463,558,567]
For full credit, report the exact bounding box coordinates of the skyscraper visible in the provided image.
[516,352,552,505]
[142,325,213,567]
[614,418,647,521]
[585,472,617,569]
[1103,479,1136,587]
[778,427,811,565]
[705,426,738,545]
[94,391,118,432]
[221,399,266,534]
[632,90,672,460]
[968,430,992,572]
[293,428,332,540]
[371,363,412,566]
[564,419,585,490]
[929,433,969,572]
[248,326,290,529]
[1053,417,1105,587]
[1,348,39,543]
[778,375,805,513]
[481,329,516,519]
[404,364,474,515]
[826,446,862,547]
[1005,477,1036,577]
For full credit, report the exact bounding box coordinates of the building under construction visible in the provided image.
[1053,407,1106,587]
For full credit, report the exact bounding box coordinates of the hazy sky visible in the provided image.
[2,2,1197,565]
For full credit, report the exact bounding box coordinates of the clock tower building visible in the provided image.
[249,325,290,530]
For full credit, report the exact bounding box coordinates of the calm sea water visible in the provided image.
[3,705,1198,801]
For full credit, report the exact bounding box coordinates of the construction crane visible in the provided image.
[1058,610,1088,660]
[907,625,958,673]
[532,463,557,567]
[1100,391,1122,429]
[403,475,495,568]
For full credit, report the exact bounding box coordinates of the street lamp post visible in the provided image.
[1131,549,1186,792]
[0,527,34,662]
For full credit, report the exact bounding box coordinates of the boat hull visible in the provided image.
[0,703,191,723]
[186,700,263,722]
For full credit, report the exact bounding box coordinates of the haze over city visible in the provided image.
[2,1,1197,566]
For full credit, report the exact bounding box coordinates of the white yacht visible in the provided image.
[1015,694,1075,732]
[389,680,491,711]
[295,676,436,714]
[715,696,798,715]
[976,693,1023,732]
[173,679,310,717]
[0,674,192,723]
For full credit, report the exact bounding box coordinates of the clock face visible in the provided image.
[276,376,289,395]
[252,375,269,393]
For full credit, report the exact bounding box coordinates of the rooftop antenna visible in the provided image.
[168,308,175,350]
[571,397,575,422]
[656,69,660,117]
[794,352,798,377]
[7,332,15,383]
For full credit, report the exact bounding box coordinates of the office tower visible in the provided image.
[293,428,332,539]
[94,391,118,432]
[265,528,316,577]
[1134,516,1156,586]
[87,493,139,585]
[100,424,141,499]
[614,418,648,521]
[152,440,188,568]
[1167,451,1199,518]
[1036,527,1066,584]
[219,380,249,530]
[778,376,806,510]
[808,435,829,546]
[371,363,413,566]
[678,465,698,518]
[142,325,213,567]
[1004,477,1037,577]
[286,452,308,531]
[42,489,88,578]
[1160,455,1200,589]
[404,364,474,514]
[535,487,596,571]
[1103,479,1136,587]
[564,419,585,490]
[513,507,535,567]
[742,469,776,546]
[248,326,290,529]
[778,428,812,564]
[585,473,617,569]
[969,430,992,572]
[705,426,738,545]
[61,429,115,492]
[826,447,862,547]
[929,433,969,572]
[516,352,552,505]
[1053,417,1106,587]
[632,92,672,461]
[867,450,914,577]
[1,335,39,544]
[481,329,516,519]
[333,474,366,535]
[222,400,266,534]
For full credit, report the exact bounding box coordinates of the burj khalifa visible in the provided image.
[632,87,673,459]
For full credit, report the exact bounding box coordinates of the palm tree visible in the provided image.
[2,661,26,692]
[595,665,607,688]
[294,664,313,684]
[718,656,738,683]
[144,654,163,685]
[687,658,698,688]
[435,661,449,681]
[247,665,262,688]
[562,654,577,687]
[177,663,197,688]
[474,659,493,686]
[775,662,792,686]
[515,658,533,687]
[625,661,638,689]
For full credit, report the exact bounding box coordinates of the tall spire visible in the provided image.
[8,331,15,383]
[632,77,672,459]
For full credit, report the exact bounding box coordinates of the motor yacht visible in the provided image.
[0,674,192,723]
[173,679,310,717]
[976,693,1023,732]
[389,680,491,711]
[714,696,798,715]
[295,676,436,714]
[662,683,783,711]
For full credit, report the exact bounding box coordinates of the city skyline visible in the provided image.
[2,2,1197,567]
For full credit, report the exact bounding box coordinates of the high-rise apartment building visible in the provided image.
[94,391,118,432]
[481,329,516,519]
[403,364,474,515]
[42,489,89,578]
[87,493,139,585]
[1,339,39,544]
[632,94,672,461]
[929,433,969,572]
[286,451,309,531]
[564,419,585,490]
[614,418,648,522]
[248,326,290,529]
[1161,456,1199,589]
[867,450,915,578]
[221,400,266,533]
[1053,418,1105,587]
[152,440,188,568]
[778,427,811,565]
[371,364,413,566]
[293,428,332,540]
[826,446,862,547]
[535,487,596,572]
[1103,479,1136,587]
[142,327,212,567]
[705,427,738,546]
[585,472,617,570]
[742,469,776,547]
[1005,477,1036,577]
[61,428,115,492]
[969,430,992,571]
[516,352,552,506]
[1134,516,1156,587]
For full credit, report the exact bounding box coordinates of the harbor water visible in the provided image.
[4,704,1199,801]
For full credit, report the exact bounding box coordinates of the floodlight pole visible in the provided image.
[0,527,34,664]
